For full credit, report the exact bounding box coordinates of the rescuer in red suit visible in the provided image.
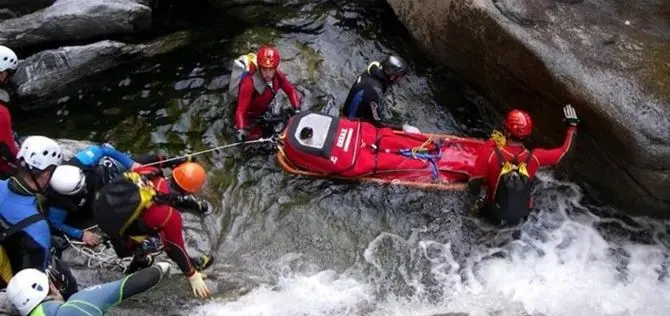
[468,104,580,226]
[0,45,20,179]
[235,45,301,141]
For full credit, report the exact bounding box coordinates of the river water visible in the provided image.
[11,1,670,315]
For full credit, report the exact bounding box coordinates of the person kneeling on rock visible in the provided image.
[6,262,172,316]
[468,104,580,226]
[0,45,21,179]
[93,161,214,299]
[342,54,420,134]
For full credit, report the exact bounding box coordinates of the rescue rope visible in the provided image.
[410,136,434,158]
[62,225,132,273]
[141,137,276,167]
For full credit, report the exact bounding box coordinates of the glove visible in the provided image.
[563,104,579,126]
[187,271,210,298]
[175,194,212,216]
[236,129,248,142]
[402,123,421,134]
[490,130,506,147]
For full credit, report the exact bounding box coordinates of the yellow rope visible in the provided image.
[410,136,433,158]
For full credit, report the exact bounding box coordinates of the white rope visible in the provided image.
[63,225,131,273]
[141,137,275,167]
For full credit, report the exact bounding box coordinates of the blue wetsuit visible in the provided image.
[47,144,135,240]
[30,264,167,316]
[0,180,51,271]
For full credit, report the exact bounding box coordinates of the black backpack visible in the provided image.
[490,148,534,225]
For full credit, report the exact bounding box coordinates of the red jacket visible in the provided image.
[235,70,300,130]
[0,102,18,175]
[472,126,577,202]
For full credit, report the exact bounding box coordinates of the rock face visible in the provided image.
[12,31,190,102]
[0,0,152,49]
[0,0,55,15]
[386,0,670,216]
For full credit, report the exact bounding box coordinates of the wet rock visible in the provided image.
[0,0,55,15]
[386,0,670,216]
[0,0,152,50]
[12,31,190,102]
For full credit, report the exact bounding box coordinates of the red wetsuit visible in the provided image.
[235,70,300,137]
[134,166,197,277]
[0,101,18,176]
[472,126,577,202]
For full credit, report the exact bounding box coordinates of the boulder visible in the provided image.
[386,0,670,216]
[0,0,152,50]
[0,0,55,15]
[12,31,190,102]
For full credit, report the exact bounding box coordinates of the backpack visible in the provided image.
[228,53,257,99]
[92,171,166,239]
[491,147,534,224]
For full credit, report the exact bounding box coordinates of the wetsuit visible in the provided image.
[46,145,136,240]
[0,89,19,179]
[31,264,167,316]
[470,126,577,223]
[235,69,301,139]
[342,62,403,130]
[0,177,78,298]
[111,165,205,277]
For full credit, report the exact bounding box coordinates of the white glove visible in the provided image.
[187,271,210,298]
[155,262,171,275]
[402,123,421,134]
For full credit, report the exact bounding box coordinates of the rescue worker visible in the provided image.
[45,144,143,248]
[93,161,213,298]
[0,45,20,179]
[342,54,420,134]
[0,136,77,298]
[235,45,301,141]
[468,104,580,226]
[6,262,171,316]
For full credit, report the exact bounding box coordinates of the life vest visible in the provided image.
[491,147,533,224]
[0,180,50,286]
[92,171,166,240]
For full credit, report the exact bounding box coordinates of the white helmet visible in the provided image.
[6,269,50,316]
[17,136,63,171]
[0,45,18,72]
[50,165,86,195]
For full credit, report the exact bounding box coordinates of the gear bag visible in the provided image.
[93,171,167,239]
[228,53,257,99]
[491,148,533,224]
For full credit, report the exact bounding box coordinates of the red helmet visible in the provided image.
[504,109,533,138]
[257,46,280,68]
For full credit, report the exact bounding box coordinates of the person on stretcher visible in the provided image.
[285,112,476,182]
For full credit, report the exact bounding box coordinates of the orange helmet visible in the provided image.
[172,162,207,193]
[257,45,280,68]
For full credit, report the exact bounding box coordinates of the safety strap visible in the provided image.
[397,140,443,181]
[0,214,44,242]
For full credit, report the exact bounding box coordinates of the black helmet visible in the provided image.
[381,55,408,83]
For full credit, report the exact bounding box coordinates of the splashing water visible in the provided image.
[192,172,669,316]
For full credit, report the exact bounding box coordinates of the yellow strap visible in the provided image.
[0,246,13,284]
[118,173,157,237]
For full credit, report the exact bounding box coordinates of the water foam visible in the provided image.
[192,173,670,316]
